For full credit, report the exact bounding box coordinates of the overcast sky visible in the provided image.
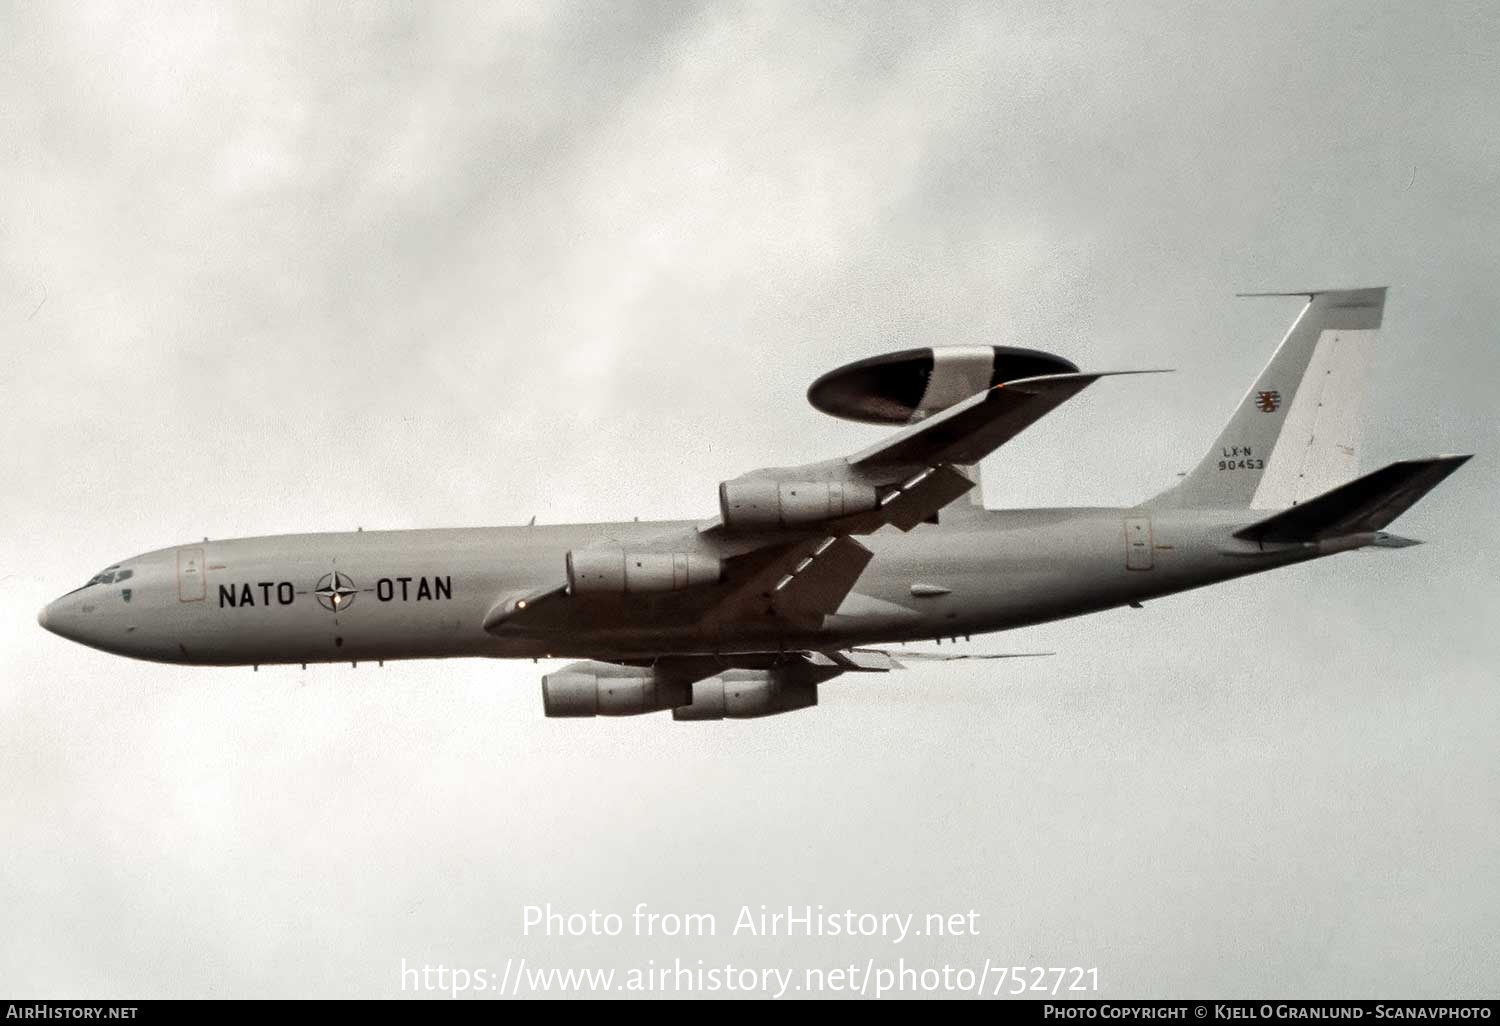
[2,0,1497,999]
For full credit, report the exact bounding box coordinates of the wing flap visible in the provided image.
[696,537,823,629]
[836,463,977,534]
[853,647,1055,666]
[770,536,874,628]
[700,535,873,630]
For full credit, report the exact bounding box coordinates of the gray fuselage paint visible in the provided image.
[42,507,1312,666]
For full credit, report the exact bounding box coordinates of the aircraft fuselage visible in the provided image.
[38,507,1318,667]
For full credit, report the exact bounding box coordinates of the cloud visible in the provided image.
[2,0,1498,997]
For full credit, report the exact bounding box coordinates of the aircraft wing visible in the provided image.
[848,371,1157,478]
[699,535,874,630]
[481,536,876,636]
[834,463,979,534]
[844,647,1055,668]
[488,371,1158,638]
[707,371,1160,540]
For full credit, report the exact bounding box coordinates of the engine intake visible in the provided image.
[718,478,878,530]
[672,671,819,721]
[542,665,692,717]
[565,549,722,594]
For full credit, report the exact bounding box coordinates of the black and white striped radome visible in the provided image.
[807,346,1080,425]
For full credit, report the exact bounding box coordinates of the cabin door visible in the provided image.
[1124,517,1154,571]
[177,547,206,602]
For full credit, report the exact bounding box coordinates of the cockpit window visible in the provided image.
[69,565,129,593]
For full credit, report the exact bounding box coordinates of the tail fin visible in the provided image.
[1233,455,1471,542]
[1153,287,1386,509]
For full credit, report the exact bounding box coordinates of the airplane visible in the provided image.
[38,287,1469,720]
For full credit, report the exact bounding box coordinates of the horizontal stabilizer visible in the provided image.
[1234,455,1471,543]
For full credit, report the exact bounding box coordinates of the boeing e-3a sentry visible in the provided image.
[39,288,1469,720]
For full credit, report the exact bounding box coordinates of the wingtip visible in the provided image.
[1401,453,1474,470]
[998,369,1173,391]
[1235,286,1389,299]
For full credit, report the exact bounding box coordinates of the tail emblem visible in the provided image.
[1255,390,1282,413]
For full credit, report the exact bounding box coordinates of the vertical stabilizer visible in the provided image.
[1152,288,1385,509]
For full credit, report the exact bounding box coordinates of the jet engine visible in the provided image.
[718,478,879,530]
[565,549,722,594]
[542,663,692,717]
[541,663,823,720]
[672,670,819,721]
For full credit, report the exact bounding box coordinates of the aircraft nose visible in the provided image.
[38,594,83,643]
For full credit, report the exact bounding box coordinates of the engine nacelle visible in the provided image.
[565,549,722,594]
[672,671,819,721]
[542,664,692,717]
[718,478,879,530]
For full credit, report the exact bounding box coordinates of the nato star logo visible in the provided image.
[314,571,358,611]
